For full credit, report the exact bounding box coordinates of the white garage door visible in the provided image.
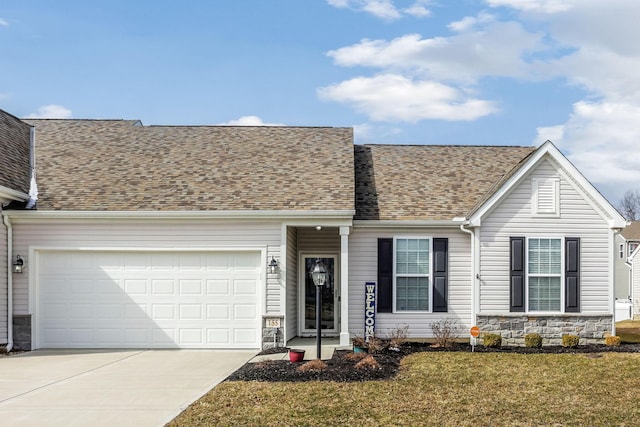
[36,251,262,349]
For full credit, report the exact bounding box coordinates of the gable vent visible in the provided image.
[532,178,559,216]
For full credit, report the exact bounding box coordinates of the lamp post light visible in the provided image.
[310,258,327,360]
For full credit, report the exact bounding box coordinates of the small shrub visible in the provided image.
[605,335,621,347]
[355,355,381,370]
[365,336,387,354]
[344,352,368,362]
[387,324,410,349]
[525,333,543,348]
[483,333,502,348]
[297,359,327,372]
[562,334,580,348]
[431,318,462,348]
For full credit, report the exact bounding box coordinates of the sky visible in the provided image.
[1,0,639,205]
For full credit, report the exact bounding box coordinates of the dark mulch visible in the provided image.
[226,342,640,383]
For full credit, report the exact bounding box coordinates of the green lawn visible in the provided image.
[169,351,640,426]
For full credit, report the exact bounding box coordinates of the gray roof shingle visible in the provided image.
[354,144,536,220]
[0,109,31,195]
[25,119,355,212]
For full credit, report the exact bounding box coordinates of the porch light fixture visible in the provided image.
[13,255,24,274]
[311,258,327,359]
[268,257,278,274]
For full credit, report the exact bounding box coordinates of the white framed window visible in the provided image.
[629,242,640,257]
[620,243,625,259]
[394,237,430,312]
[532,178,560,217]
[528,238,562,312]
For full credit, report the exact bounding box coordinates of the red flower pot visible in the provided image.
[289,349,305,362]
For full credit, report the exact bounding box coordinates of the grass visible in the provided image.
[168,351,640,426]
[616,320,640,343]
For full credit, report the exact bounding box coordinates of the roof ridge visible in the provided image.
[361,143,536,148]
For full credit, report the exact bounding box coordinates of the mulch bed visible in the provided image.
[225,342,640,383]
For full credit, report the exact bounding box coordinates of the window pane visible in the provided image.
[529,238,561,275]
[529,277,561,311]
[396,239,430,276]
[396,276,429,311]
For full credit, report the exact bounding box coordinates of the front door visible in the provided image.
[299,255,338,336]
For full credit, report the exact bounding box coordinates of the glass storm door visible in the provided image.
[300,255,337,335]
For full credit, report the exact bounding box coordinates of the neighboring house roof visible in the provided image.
[622,221,640,241]
[24,119,354,212]
[0,109,31,199]
[354,144,536,221]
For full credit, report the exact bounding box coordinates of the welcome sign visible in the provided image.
[365,282,376,341]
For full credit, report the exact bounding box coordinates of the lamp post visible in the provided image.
[311,258,327,360]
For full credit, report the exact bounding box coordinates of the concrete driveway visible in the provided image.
[0,349,256,426]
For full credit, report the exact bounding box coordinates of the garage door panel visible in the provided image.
[38,251,261,349]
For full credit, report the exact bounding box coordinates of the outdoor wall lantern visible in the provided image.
[268,257,279,274]
[311,258,327,359]
[13,255,24,274]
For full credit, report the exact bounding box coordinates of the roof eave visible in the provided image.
[0,185,29,206]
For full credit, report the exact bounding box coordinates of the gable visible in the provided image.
[470,141,626,228]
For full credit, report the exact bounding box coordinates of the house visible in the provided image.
[632,243,640,319]
[0,108,627,351]
[618,221,640,317]
[0,110,33,351]
[615,221,640,299]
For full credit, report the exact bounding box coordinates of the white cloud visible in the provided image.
[448,12,495,32]
[352,122,403,143]
[327,22,544,84]
[0,18,8,27]
[318,74,497,122]
[486,0,574,14]
[326,0,431,20]
[26,104,72,119]
[217,115,285,126]
[536,100,640,201]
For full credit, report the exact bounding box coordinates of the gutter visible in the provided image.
[459,223,476,337]
[2,212,13,352]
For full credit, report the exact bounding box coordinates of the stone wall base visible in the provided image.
[477,314,612,346]
[13,314,31,351]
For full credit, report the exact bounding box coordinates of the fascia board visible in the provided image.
[353,219,468,228]
[3,209,356,222]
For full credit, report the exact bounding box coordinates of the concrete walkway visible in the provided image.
[0,349,256,427]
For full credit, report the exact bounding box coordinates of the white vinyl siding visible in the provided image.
[349,228,471,338]
[479,158,611,314]
[632,252,640,316]
[395,238,430,312]
[10,219,282,316]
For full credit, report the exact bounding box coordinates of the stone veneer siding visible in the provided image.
[12,314,31,351]
[262,316,285,350]
[477,314,612,346]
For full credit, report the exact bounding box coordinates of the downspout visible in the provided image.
[460,224,476,334]
[3,213,13,352]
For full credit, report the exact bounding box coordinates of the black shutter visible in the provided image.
[377,238,393,313]
[565,237,580,313]
[510,237,526,312]
[432,238,448,312]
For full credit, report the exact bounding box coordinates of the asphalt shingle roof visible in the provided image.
[0,109,31,195]
[354,144,536,220]
[25,119,355,212]
[622,221,640,240]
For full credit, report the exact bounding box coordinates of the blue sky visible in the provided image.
[1,1,639,204]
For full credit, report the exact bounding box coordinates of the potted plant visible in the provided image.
[352,335,367,353]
